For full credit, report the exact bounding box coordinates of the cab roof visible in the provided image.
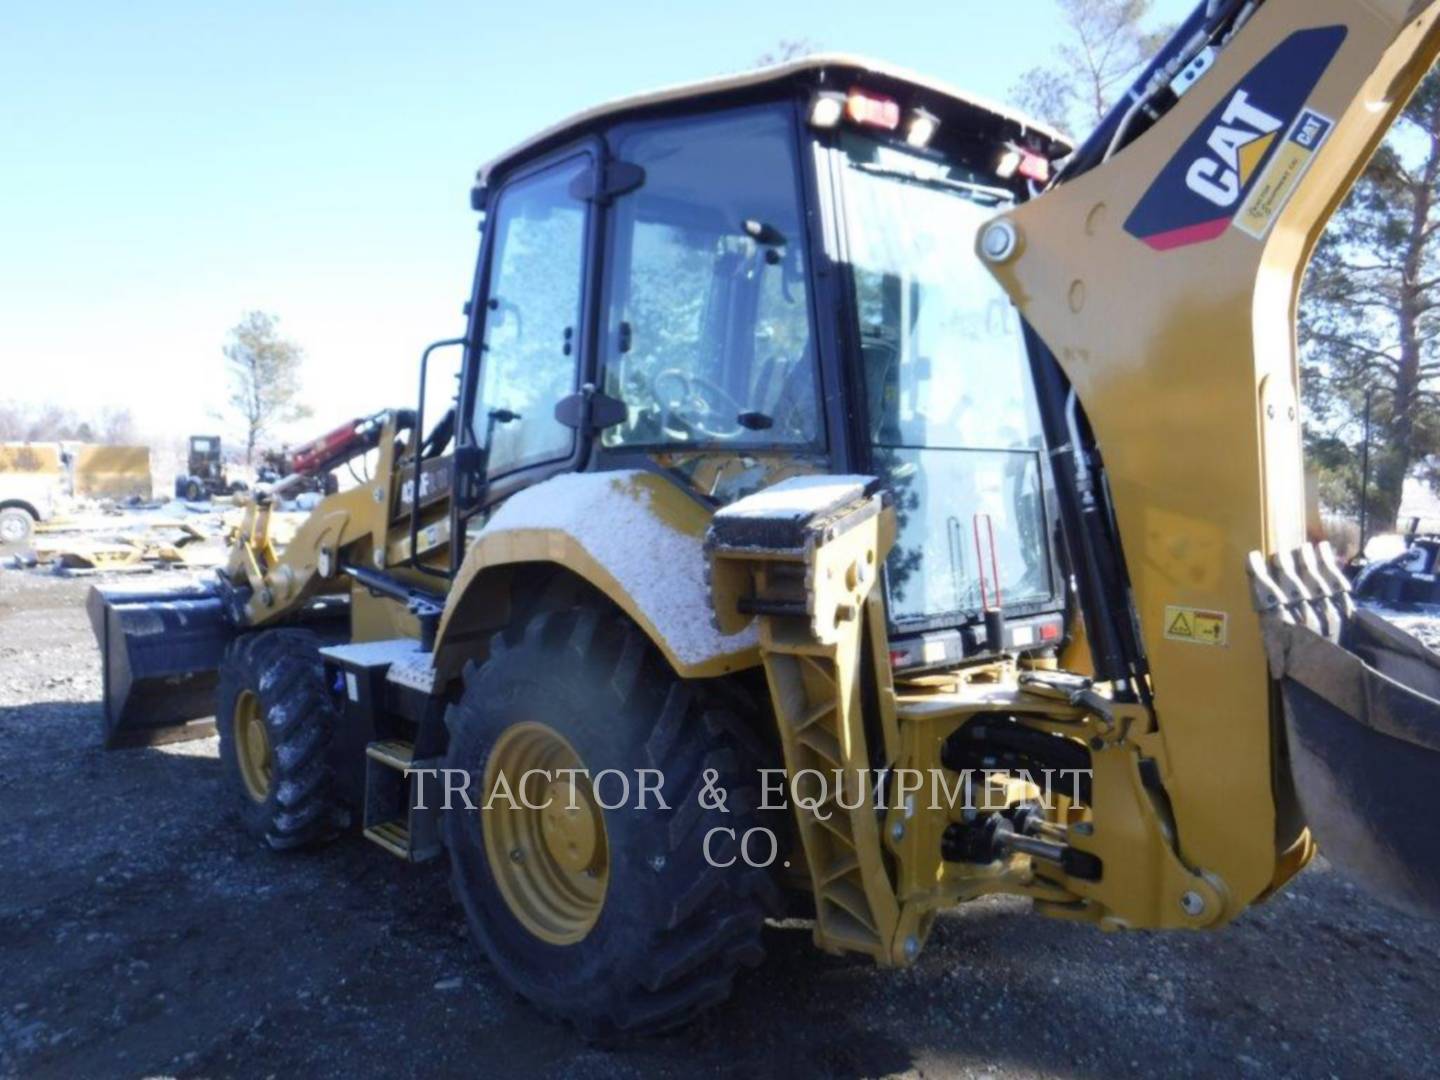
[477,52,1074,185]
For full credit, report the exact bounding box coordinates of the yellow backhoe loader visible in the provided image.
[90,0,1440,1035]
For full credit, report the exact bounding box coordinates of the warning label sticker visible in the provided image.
[1233,107,1335,240]
[1164,606,1229,647]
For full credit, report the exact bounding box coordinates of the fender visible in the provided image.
[434,470,761,680]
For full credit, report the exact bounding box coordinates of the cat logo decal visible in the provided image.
[1124,26,1347,252]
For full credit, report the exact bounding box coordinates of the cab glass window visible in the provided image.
[473,155,588,477]
[601,106,820,449]
[838,134,1052,624]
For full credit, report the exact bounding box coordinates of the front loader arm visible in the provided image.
[89,408,439,747]
[982,0,1440,917]
[227,409,434,629]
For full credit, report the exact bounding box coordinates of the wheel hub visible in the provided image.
[540,779,603,874]
[233,689,273,802]
[482,722,609,945]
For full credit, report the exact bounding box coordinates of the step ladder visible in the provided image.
[363,738,442,862]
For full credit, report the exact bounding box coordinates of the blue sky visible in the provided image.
[0,0,1197,443]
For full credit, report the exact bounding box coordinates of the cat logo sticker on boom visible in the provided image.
[1124,26,1347,252]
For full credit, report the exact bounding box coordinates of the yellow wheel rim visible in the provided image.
[233,689,273,803]
[482,722,608,946]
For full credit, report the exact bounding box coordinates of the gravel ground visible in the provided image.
[0,565,1436,1079]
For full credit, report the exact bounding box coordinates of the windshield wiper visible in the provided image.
[851,163,1012,206]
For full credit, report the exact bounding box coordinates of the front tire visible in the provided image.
[216,629,347,849]
[441,607,781,1036]
[0,507,35,544]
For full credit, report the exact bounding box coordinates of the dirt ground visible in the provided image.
[1,565,1436,1080]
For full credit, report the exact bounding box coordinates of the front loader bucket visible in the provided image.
[1250,545,1440,919]
[87,580,235,748]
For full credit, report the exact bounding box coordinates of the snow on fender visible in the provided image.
[434,470,760,678]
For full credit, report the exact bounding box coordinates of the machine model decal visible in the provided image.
[1232,107,1336,239]
[1124,26,1347,252]
[1164,605,1228,647]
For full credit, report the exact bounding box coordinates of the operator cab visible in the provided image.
[456,56,1072,670]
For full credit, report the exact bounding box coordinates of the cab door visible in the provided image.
[464,146,596,507]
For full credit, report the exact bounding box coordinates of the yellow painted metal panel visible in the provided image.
[73,445,153,500]
[0,443,62,474]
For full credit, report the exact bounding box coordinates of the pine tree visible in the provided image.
[1302,74,1440,531]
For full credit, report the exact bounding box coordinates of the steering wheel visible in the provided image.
[651,368,745,440]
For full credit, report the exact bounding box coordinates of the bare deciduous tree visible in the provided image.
[223,311,312,464]
[754,39,821,69]
[1009,0,1169,134]
[0,402,138,444]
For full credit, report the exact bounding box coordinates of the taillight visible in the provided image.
[996,144,1052,183]
[1018,150,1051,183]
[845,89,901,131]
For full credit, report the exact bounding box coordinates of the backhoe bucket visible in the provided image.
[87,580,235,748]
[1250,545,1440,919]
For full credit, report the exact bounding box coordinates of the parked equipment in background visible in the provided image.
[0,442,63,544]
[255,414,389,496]
[89,1,1440,1037]
[1354,518,1440,608]
[173,435,243,502]
[1,442,156,543]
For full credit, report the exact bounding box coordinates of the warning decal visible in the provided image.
[1164,606,1229,647]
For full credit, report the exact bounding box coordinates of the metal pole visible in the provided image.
[1359,385,1374,556]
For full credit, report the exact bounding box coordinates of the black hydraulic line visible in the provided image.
[340,563,444,609]
[341,563,446,649]
[1020,322,1147,685]
[1056,0,1252,186]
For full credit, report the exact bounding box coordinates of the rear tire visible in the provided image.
[0,507,35,544]
[184,479,203,502]
[441,607,782,1037]
[216,629,347,849]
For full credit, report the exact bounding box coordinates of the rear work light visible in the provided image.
[905,108,939,149]
[807,89,933,145]
[808,91,845,129]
